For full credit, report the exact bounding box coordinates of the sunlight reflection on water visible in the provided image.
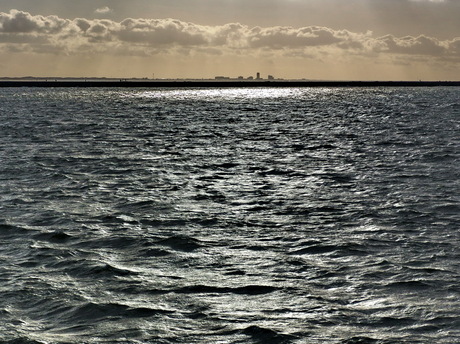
[134,87,308,100]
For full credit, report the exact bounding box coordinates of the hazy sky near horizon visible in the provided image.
[1,0,459,80]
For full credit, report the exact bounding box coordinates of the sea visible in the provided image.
[0,86,459,344]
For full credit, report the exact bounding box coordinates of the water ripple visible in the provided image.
[0,87,459,343]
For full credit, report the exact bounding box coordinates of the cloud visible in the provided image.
[247,26,343,49]
[95,7,113,14]
[373,35,447,55]
[117,18,209,45]
[0,9,69,34]
[0,9,458,64]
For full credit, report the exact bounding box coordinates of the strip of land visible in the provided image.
[1,80,459,88]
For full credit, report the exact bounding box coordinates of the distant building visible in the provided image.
[268,75,274,80]
[247,76,254,80]
[215,76,230,80]
[237,76,244,80]
[256,72,261,80]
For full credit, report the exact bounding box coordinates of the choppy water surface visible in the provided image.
[0,87,459,343]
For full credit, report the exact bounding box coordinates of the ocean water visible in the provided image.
[0,86,459,344]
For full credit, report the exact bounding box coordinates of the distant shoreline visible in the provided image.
[1,80,459,88]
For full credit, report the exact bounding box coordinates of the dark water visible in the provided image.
[0,87,459,343]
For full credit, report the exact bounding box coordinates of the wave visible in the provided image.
[32,231,74,243]
[384,280,433,291]
[0,339,45,344]
[241,325,298,344]
[174,284,282,295]
[155,235,204,252]
[49,260,136,279]
[70,302,173,321]
[289,242,368,256]
[340,337,379,344]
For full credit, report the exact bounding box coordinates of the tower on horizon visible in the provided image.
[256,72,261,80]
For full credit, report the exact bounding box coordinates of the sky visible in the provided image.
[0,0,459,80]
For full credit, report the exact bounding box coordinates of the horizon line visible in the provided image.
[1,76,459,82]
[1,79,460,88]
